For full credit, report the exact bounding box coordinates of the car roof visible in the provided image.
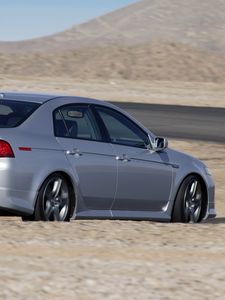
[0,92,111,106]
[0,92,59,103]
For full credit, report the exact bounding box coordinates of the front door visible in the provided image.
[112,144,173,213]
[94,105,173,216]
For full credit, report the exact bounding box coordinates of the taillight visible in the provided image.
[0,140,15,157]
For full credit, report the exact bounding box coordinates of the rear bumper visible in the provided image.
[0,188,35,215]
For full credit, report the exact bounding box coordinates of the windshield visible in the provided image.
[0,100,40,128]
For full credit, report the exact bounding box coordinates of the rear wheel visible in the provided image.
[23,173,72,222]
[172,175,205,223]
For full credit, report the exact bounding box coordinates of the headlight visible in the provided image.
[205,167,212,176]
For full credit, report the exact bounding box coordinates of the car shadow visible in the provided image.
[202,217,225,224]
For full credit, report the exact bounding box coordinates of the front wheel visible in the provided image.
[23,173,73,222]
[172,175,205,223]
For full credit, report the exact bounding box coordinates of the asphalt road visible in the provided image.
[112,102,225,144]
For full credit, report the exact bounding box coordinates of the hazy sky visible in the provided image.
[0,0,139,41]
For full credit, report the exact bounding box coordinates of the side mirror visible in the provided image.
[153,137,168,152]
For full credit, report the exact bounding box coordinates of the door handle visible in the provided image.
[66,148,83,157]
[116,154,131,162]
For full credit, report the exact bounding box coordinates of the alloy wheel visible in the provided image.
[183,179,202,223]
[42,176,70,221]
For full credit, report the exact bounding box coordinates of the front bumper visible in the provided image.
[204,174,216,220]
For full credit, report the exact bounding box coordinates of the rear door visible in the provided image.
[53,104,117,214]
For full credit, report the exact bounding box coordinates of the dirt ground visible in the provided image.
[1,76,225,108]
[1,217,225,300]
[0,79,225,299]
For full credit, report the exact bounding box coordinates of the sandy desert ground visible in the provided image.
[1,215,225,300]
[1,76,225,108]
[0,79,225,299]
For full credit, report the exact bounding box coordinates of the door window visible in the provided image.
[95,106,149,148]
[54,105,101,141]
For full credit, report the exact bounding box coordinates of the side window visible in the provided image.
[95,106,149,148]
[54,105,101,141]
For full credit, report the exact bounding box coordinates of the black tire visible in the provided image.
[22,173,72,222]
[172,175,205,223]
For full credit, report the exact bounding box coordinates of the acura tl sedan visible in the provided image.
[0,92,215,223]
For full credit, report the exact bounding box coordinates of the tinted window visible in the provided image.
[0,100,40,128]
[95,106,149,148]
[54,105,101,141]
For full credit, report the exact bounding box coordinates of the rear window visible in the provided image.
[0,100,40,128]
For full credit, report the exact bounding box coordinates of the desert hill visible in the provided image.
[1,42,225,82]
[1,0,225,82]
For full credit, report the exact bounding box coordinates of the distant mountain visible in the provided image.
[1,0,225,53]
[1,0,225,82]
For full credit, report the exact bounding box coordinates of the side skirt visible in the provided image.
[74,209,171,222]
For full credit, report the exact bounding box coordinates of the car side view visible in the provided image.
[0,92,216,222]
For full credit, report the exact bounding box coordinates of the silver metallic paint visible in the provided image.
[0,93,216,221]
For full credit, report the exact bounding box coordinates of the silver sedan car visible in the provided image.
[0,92,215,222]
